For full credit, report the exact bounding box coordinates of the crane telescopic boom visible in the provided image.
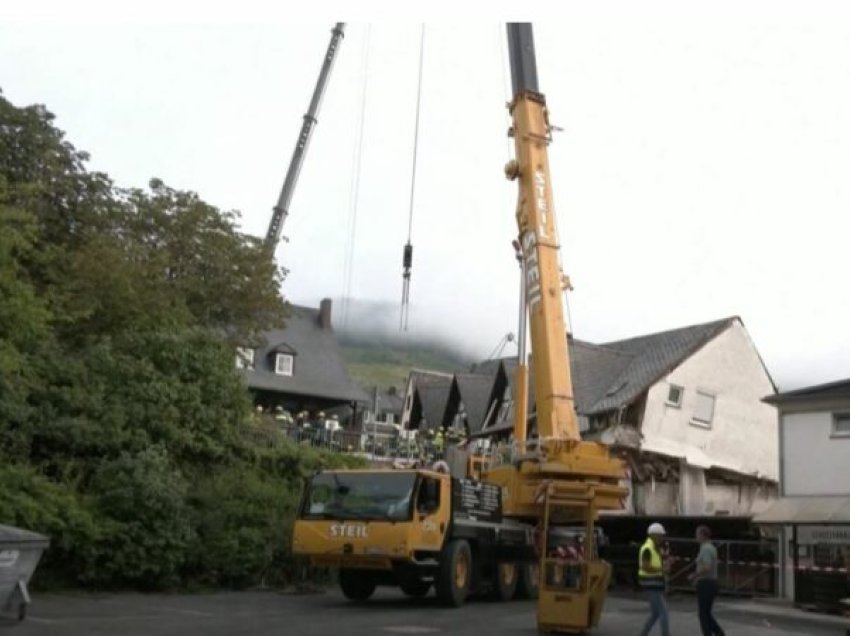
[265,22,346,249]
[504,23,579,444]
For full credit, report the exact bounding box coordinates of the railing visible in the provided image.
[241,423,452,462]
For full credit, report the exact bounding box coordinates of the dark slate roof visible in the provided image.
[586,317,737,414]
[417,382,453,430]
[471,317,739,417]
[764,378,850,405]
[454,373,495,430]
[243,304,369,404]
[569,339,633,413]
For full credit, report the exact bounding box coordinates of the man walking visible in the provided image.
[689,525,725,636]
[638,522,671,636]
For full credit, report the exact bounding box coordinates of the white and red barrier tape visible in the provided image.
[668,556,849,574]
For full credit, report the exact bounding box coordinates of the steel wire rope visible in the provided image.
[340,24,371,328]
[399,24,426,331]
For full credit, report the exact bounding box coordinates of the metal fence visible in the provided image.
[603,537,778,597]
[664,537,777,597]
[241,424,450,462]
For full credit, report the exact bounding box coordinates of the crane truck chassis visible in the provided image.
[292,468,541,606]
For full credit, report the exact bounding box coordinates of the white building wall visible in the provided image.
[640,320,778,480]
[782,411,850,495]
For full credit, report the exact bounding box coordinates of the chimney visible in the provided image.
[319,298,332,329]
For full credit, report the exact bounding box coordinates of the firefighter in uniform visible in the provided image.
[638,522,671,636]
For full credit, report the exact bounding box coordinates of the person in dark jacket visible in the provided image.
[688,525,725,636]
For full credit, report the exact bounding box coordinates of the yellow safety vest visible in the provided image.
[638,538,665,588]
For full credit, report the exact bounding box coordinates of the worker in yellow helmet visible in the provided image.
[637,522,671,636]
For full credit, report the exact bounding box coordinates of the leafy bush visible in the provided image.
[0,463,100,588]
[86,447,194,589]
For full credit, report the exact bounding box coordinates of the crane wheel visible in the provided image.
[516,562,540,600]
[492,562,519,601]
[339,569,376,601]
[436,539,472,607]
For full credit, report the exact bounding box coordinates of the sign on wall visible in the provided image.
[797,525,850,545]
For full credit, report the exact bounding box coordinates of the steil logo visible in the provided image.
[329,523,369,539]
[534,169,550,239]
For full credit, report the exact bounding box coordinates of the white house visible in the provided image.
[575,317,779,517]
[755,378,850,611]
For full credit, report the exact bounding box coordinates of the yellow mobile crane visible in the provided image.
[485,23,627,632]
[291,24,626,633]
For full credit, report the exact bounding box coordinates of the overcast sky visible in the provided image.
[2,2,850,390]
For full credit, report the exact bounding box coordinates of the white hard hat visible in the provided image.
[648,522,666,536]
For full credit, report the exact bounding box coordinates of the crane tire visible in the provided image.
[339,569,376,602]
[436,539,472,607]
[492,562,519,601]
[516,562,540,600]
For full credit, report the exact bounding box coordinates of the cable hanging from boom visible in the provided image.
[400,24,425,332]
[340,25,372,328]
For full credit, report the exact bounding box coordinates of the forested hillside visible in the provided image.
[339,336,472,390]
[0,90,361,590]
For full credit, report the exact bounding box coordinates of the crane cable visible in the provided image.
[340,25,371,328]
[400,24,425,332]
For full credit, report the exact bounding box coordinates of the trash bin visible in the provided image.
[0,524,49,621]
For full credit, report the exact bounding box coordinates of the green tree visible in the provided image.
[0,88,356,591]
[0,187,52,458]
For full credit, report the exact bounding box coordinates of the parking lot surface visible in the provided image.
[2,588,846,635]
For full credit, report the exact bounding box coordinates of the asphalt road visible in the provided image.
[2,589,846,636]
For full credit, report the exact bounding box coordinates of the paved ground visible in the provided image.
[2,589,847,635]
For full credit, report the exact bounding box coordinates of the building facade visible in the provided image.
[755,378,850,611]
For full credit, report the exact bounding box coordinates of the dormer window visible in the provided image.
[275,353,294,376]
[235,347,255,370]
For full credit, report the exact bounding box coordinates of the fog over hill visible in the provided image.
[331,298,512,365]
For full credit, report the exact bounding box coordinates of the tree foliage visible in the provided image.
[0,89,362,590]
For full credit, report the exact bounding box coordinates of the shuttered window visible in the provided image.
[692,390,716,427]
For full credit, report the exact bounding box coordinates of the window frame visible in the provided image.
[690,389,716,428]
[275,353,294,376]
[235,347,255,370]
[831,412,850,438]
[665,383,684,408]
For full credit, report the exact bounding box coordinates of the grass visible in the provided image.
[339,342,471,390]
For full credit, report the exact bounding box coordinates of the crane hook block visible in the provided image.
[402,242,413,280]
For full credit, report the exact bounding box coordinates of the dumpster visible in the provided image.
[0,524,49,621]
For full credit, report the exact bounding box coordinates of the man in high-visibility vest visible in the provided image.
[638,522,671,636]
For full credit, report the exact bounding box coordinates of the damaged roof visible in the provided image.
[473,317,738,417]
[580,317,738,414]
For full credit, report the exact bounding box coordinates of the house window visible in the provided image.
[235,347,254,370]
[691,390,716,427]
[275,353,294,376]
[832,413,850,438]
[666,384,684,408]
